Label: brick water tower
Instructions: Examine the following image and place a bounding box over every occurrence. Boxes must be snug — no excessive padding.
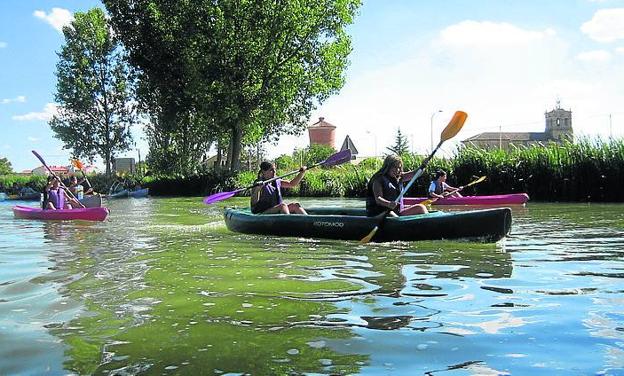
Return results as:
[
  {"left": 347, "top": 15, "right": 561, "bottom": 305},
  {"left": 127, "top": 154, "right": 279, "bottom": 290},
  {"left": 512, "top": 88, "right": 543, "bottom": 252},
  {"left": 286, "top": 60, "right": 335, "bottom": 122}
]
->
[{"left": 308, "top": 117, "right": 336, "bottom": 148}]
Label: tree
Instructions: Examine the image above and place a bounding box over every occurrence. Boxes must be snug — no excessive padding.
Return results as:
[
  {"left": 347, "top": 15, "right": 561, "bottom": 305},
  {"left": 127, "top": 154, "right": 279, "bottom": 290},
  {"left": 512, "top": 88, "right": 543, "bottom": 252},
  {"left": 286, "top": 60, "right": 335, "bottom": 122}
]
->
[
  {"left": 50, "top": 8, "right": 138, "bottom": 176},
  {"left": 0, "top": 157, "right": 12, "bottom": 175},
  {"left": 104, "top": 0, "right": 361, "bottom": 172},
  {"left": 386, "top": 128, "right": 409, "bottom": 156}
]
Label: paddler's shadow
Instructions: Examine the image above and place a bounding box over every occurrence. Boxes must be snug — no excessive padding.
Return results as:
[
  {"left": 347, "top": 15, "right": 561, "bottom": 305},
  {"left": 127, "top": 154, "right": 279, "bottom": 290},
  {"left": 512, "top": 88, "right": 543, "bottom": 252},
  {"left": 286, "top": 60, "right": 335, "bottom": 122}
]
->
[{"left": 363, "top": 242, "right": 513, "bottom": 298}]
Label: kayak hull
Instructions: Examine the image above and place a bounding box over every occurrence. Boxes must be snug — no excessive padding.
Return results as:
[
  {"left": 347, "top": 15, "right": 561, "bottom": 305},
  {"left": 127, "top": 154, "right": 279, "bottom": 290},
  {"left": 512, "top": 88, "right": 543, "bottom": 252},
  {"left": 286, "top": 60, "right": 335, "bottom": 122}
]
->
[
  {"left": 224, "top": 207, "right": 512, "bottom": 242},
  {"left": 13, "top": 205, "right": 109, "bottom": 221},
  {"left": 404, "top": 193, "right": 529, "bottom": 206}
]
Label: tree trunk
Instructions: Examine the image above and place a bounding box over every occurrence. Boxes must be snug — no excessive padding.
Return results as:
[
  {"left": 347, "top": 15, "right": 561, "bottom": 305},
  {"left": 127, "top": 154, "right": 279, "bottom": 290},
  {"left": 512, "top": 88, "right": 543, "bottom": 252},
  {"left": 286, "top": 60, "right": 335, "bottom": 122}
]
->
[
  {"left": 105, "top": 152, "right": 111, "bottom": 177},
  {"left": 215, "top": 140, "right": 222, "bottom": 170},
  {"left": 229, "top": 126, "right": 243, "bottom": 172}
]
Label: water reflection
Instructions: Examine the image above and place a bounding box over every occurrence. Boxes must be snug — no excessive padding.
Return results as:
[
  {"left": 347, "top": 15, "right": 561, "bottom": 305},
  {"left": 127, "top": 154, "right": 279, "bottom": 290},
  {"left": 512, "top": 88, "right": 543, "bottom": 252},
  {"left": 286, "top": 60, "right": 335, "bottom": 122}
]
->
[{"left": 1, "top": 199, "right": 623, "bottom": 375}]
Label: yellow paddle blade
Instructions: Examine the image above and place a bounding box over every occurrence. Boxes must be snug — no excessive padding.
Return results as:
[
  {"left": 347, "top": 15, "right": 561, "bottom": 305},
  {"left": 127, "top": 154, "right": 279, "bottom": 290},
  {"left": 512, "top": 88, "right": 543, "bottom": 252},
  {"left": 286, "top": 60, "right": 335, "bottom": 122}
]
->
[
  {"left": 359, "top": 226, "right": 379, "bottom": 244},
  {"left": 419, "top": 198, "right": 435, "bottom": 207},
  {"left": 440, "top": 111, "right": 468, "bottom": 142},
  {"left": 466, "top": 175, "right": 486, "bottom": 187}
]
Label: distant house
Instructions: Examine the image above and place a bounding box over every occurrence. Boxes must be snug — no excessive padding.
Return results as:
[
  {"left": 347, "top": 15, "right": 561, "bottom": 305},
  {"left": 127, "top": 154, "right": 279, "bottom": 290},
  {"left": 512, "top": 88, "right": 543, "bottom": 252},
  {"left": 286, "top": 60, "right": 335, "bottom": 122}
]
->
[
  {"left": 112, "top": 157, "right": 135, "bottom": 174},
  {"left": 340, "top": 135, "right": 358, "bottom": 159},
  {"left": 31, "top": 165, "right": 70, "bottom": 176},
  {"left": 462, "top": 101, "right": 574, "bottom": 150}
]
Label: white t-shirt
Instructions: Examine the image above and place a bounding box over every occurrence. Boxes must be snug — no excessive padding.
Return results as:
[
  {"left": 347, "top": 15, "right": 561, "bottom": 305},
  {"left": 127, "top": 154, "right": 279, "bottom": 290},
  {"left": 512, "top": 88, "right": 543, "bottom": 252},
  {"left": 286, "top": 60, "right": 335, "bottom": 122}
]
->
[{"left": 428, "top": 181, "right": 450, "bottom": 193}]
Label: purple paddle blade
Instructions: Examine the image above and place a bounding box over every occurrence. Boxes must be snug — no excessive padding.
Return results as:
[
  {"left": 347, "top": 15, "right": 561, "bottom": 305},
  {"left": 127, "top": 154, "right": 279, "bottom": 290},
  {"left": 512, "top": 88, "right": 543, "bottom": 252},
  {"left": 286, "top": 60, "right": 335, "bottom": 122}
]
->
[
  {"left": 203, "top": 190, "right": 239, "bottom": 205},
  {"left": 323, "top": 149, "right": 352, "bottom": 167}
]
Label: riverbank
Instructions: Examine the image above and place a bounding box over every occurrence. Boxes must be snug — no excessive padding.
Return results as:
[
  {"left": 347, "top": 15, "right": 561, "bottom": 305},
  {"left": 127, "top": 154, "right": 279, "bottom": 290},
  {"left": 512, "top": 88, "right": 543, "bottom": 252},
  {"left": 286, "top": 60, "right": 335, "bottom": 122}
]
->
[{"left": 2, "top": 139, "right": 623, "bottom": 202}]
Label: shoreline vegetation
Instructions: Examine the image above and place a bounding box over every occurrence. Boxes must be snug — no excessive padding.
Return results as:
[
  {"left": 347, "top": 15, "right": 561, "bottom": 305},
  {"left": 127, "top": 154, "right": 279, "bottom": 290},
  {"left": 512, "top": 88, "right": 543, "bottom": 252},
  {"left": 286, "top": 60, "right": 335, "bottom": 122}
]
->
[{"left": 2, "top": 139, "right": 623, "bottom": 203}]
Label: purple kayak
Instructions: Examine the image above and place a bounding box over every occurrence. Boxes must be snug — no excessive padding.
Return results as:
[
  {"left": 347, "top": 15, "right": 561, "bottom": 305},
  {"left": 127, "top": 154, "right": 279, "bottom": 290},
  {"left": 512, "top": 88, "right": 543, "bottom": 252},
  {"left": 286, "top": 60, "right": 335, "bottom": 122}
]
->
[
  {"left": 13, "top": 205, "right": 110, "bottom": 222},
  {"left": 404, "top": 193, "right": 529, "bottom": 206}
]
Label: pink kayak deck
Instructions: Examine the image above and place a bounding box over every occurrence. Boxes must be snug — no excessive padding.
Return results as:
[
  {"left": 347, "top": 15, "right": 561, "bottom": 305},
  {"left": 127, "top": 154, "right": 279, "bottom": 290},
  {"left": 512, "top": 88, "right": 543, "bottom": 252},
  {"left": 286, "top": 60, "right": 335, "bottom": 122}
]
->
[
  {"left": 403, "top": 193, "right": 529, "bottom": 206},
  {"left": 13, "top": 205, "right": 110, "bottom": 221}
]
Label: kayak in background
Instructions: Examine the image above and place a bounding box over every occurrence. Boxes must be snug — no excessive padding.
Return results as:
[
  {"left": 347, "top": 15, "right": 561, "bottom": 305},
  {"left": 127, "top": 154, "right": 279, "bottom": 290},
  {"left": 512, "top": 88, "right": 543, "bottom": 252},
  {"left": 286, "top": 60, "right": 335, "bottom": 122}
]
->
[
  {"left": 224, "top": 206, "right": 512, "bottom": 243},
  {"left": 129, "top": 188, "right": 149, "bottom": 198},
  {"left": 13, "top": 205, "right": 109, "bottom": 221},
  {"left": 107, "top": 188, "right": 149, "bottom": 199},
  {"left": 79, "top": 194, "right": 103, "bottom": 208},
  {"left": 403, "top": 193, "right": 529, "bottom": 206},
  {"left": 6, "top": 192, "right": 41, "bottom": 201}
]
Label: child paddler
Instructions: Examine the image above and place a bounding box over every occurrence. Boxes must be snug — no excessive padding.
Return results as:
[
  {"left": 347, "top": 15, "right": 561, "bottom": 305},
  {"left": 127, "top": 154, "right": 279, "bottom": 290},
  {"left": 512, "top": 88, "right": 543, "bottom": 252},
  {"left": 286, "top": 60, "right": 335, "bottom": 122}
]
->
[
  {"left": 250, "top": 161, "right": 308, "bottom": 215},
  {"left": 43, "top": 176, "right": 80, "bottom": 210},
  {"left": 366, "top": 155, "right": 428, "bottom": 217}
]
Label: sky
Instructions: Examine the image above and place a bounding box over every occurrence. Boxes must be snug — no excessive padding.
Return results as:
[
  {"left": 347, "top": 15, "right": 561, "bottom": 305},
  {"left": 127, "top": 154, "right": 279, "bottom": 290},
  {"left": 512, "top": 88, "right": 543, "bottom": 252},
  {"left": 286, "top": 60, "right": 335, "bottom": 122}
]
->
[{"left": 1, "top": 0, "right": 624, "bottom": 172}]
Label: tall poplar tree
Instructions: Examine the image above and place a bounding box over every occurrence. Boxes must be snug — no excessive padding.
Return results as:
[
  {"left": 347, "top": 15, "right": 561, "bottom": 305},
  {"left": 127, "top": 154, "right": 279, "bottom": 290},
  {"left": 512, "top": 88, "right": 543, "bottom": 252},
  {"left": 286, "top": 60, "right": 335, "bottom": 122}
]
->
[{"left": 50, "top": 8, "right": 137, "bottom": 176}]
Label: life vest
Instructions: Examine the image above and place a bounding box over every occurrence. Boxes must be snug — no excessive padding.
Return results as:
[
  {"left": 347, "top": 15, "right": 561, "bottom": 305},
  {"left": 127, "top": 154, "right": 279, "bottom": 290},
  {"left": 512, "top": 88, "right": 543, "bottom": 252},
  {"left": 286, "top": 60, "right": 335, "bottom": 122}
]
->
[
  {"left": 251, "top": 179, "right": 283, "bottom": 214},
  {"left": 46, "top": 188, "right": 65, "bottom": 210},
  {"left": 366, "top": 174, "right": 401, "bottom": 216},
  {"left": 431, "top": 180, "right": 444, "bottom": 195}
]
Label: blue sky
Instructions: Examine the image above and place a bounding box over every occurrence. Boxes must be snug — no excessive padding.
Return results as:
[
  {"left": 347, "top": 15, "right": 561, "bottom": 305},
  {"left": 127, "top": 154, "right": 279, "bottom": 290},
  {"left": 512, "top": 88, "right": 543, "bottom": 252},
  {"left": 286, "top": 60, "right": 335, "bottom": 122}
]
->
[{"left": 2, "top": 0, "right": 624, "bottom": 172}]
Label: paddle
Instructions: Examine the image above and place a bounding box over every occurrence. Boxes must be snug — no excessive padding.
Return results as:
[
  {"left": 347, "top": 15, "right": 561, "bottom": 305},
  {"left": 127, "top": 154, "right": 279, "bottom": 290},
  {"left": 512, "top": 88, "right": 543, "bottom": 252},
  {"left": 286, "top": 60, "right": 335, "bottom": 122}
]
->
[
  {"left": 419, "top": 175, "right": 486, "bottom": 207},
  {"left": 32, "top": 150, "right": 86, "bottom": 208},
  {"left": 360, "top": 111, "right": 468, "bottom": 244},
  {"left": 203, "top": 149, "right": 352, "bottom": 205}
]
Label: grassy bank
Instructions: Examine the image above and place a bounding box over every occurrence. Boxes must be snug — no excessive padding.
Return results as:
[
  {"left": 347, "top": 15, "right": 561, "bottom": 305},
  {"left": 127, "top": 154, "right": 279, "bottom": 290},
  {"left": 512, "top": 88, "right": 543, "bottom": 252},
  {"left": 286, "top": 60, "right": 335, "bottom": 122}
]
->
[{"left": 2, "top": 139, "right": 623, "bottom": 202}]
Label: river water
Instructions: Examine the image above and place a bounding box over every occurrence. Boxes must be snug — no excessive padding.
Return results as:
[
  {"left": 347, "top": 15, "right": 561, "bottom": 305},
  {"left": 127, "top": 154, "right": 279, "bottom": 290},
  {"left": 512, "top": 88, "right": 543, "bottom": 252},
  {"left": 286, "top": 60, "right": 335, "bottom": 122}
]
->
[{"left": 1, "top": 198, "right": 623, "bottom": 375}]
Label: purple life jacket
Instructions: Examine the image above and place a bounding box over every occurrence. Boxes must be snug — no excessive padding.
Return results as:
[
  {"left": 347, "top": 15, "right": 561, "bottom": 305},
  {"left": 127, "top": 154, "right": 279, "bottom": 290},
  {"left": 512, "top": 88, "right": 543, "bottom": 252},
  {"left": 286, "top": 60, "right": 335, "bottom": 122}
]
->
[
  {"left": 47, "top": 188, "right": 65, "bottom": 209},
  {"left": 251, "top": 179, "right": 283, "bottom": 214}
]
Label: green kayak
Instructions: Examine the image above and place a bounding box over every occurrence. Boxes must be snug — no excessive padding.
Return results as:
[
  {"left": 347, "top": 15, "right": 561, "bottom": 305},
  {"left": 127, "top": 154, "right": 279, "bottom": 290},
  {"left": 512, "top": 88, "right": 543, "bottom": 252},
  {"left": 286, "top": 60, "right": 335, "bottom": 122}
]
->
[{"left": 224, "top": 207, "right": 512, "bottom": 242}]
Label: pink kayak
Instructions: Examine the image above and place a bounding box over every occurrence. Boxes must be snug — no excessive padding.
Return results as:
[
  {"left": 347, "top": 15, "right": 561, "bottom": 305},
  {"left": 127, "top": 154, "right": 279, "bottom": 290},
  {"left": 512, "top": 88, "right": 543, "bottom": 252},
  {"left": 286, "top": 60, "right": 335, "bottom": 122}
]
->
[
  {"left": 13, "top": 205, "right": 110, "bottom": 222},
  {"left": 404, "top": 193, "right": 529, "bottom": 206}
]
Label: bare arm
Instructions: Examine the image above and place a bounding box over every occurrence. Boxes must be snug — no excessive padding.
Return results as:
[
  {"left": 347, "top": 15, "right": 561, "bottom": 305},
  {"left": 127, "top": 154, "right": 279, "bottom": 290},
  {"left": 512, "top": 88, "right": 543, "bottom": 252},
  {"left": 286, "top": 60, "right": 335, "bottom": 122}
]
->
[
  {"left": 281, "top": 167, "right": 306, "bottom": 189},
  {"left": 401, "top": 170, "right": 416, "bottom": 182}
]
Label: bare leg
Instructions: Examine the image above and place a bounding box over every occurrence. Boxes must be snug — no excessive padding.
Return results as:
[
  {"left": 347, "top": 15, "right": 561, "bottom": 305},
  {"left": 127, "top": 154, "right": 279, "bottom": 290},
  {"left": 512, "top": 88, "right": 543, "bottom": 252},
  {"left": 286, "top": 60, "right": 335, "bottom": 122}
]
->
[
  {"left": 400, "top": 204, "right": 428, "bottom": 215},
  {"left": 287, "top": 202, "right": 308, "bottom": 215},
  {"left": 262, "top": 203, "right": 290, "bottom": 214}
]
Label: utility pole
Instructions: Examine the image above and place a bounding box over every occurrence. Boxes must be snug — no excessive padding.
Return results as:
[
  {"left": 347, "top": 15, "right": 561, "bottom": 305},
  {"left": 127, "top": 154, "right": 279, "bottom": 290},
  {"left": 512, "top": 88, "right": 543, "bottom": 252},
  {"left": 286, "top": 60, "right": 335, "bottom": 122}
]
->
[
  {"left": 609, "top": 114, "right": 613, "bottom": 138},
  {"left": 430, "top": 110, "right": 443, "bottom": 152}
]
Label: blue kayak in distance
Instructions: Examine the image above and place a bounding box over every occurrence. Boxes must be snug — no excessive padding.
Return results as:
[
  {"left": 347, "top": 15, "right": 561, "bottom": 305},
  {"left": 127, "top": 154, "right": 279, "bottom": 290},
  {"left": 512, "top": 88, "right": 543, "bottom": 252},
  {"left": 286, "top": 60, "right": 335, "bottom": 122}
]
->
[
  {"left": 224, "top": 206, "right": 512, "bottom": 243},
  {"left": 107, "top": 188, "right": 149, "bottom": 199}
]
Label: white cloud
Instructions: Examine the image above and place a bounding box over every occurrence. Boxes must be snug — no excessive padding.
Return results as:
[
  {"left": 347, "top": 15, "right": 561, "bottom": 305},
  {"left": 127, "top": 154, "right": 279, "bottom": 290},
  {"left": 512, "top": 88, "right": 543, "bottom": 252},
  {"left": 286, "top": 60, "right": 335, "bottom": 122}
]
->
[
  {"left": 33, "top": 8, "right": 73, "bottom": 33},
  {"left": 438, "top": 20, "right": 556, "bottom": 48},
  {"left": 616, "top": 47, "right": 624, "bottom": 54},
  {"left": 0, "top": 41, "right": 6, "bottom": 48},
  {"left": 581, "top": 8, "right": 624, "bottom": 43},
  {"left": 1, "top": 95, "right": 26, "bottom": 104},
  {"left": 27, "top": 136, "right": 40, "bottom": 142},
  {"left": 576, "top": 50, "right": 612, "bottom": 62},
  {"left": 267, "top": 19, "right": 624, "bottom": 159},
  {"left": 12, "top": 103, "right": 57, "bottom": 121}
]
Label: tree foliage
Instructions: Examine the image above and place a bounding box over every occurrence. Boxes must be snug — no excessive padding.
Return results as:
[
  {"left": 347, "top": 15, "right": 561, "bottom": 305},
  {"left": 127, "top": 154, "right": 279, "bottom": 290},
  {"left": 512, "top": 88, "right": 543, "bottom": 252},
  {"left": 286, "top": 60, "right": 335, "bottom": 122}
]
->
[
  {"left": 50, "top": 8, "right": 138, "bottom": 176},
  {"left": 104, "top": 0, "right": 361, "bottom": 173},
  {"left": 386, "top": 128, "right": 410, "bottom": 156},
  {"left": 275, "top": 144, "right": 336, "bottom": 171},
  {"left": 0, "top": 157, "right": 13, "bottom": 175}
]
